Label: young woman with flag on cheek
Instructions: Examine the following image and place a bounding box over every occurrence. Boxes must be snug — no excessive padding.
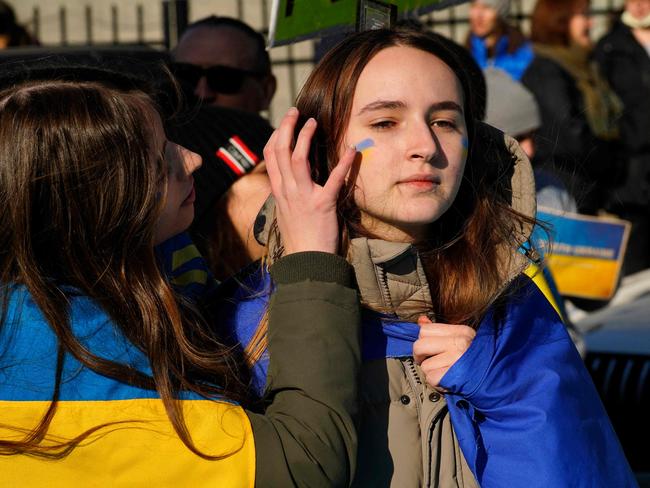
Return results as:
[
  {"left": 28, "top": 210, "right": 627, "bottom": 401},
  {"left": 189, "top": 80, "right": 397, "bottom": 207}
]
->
[
  {"left": 0, "top": 70, "right": 361, "bottom": 487},
  {"left": 223, "top": 29, "right": 636, "bottom": 487}
]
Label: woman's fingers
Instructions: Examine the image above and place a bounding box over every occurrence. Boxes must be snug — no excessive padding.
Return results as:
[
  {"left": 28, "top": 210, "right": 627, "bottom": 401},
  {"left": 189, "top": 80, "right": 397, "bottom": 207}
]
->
[
  {"left": 263, "top": 108, "right": 344, "bottom": 255},
  {"left": 420, "top": 358, "right": 453, "bottom": 390},
  {"left": 264, "top": 128, "right": 281, "bottom": 197},
  {"left": 412, "top": 319, "right": 476, "bottom": 388},
  {"left": 323, "top": 146, "right": 356, "bottom": 202},
  {"left": 292, "top": 117, "right": 318, "bottom": 189},
  {"left": 417, "top": 316, "right": 476, "bottom": 341},
  {"left": 272, "top": 107, "right": 300, "bottom": 193},
  {"left": 413, "top": 336, "right": 448, "bottom": 363}
]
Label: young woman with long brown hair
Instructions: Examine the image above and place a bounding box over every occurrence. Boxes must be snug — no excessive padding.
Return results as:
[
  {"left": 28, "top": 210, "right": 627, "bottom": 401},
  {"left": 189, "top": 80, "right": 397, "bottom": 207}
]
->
[
  {"left": 223, "top": 28, "right": 636, "bottom": 487},
  {"left": 0, "top": 68, "right": 361, "bottom": 486}
]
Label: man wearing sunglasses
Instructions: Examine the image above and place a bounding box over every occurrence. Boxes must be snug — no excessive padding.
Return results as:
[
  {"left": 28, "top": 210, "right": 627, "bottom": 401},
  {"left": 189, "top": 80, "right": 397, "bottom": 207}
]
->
[{"left": 172, "top": 16, "right": 276, "bottom": 114}]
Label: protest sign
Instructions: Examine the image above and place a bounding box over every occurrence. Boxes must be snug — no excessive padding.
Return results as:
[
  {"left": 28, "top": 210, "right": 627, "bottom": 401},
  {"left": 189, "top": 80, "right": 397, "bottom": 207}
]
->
[
  {"left": 268, "top": 0, "right": 468, "bottom": 46},
  {"left": 535, "top": 208, "right": 630, "bottom": 300}
]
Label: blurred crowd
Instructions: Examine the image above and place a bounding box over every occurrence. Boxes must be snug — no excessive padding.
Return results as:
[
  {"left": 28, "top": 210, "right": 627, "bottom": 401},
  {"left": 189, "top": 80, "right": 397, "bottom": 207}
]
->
[
  {"left": 1, "top": 0, "right": 648, "bottom": 285},
  {"left": 470, "top": 0, "right": 650, "bottom": 278}
]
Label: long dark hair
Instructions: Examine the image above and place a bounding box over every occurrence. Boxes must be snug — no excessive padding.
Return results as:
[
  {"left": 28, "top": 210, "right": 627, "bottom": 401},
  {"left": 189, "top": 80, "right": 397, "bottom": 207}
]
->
[
  {"left": 0, "top": 80, "right": 245, "bottom": 458},
  {"left": 294, "top": 28, "right": 535, "bottom": 326}
]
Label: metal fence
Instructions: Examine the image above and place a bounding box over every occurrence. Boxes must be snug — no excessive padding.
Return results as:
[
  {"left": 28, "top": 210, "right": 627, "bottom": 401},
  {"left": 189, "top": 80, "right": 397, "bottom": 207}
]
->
[{"left": 9, "top": 0, "right": 627, "bottom": 124}]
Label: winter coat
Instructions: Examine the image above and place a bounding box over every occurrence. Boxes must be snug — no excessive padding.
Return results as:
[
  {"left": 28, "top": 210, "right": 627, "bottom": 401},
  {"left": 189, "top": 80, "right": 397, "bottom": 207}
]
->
[
  {"left": 469, "top": 33, "right": 534, "bottom": 81},
  {"left": 595, "top": 20, "right": 650, "bottom": 207},
  {"left": 0, "top": 251, "right": 361, "bottom": 487},
  {"left": 522, "top": 46, "right": 623, "bottom": 213},
  {"left": 221, "top": 124, "right": 636, "bottom": 487}
]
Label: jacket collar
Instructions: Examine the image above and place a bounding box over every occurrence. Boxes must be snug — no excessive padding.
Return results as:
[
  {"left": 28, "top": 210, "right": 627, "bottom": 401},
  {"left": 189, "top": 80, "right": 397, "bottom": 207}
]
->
[{"left": 347, "top": 238, "right": 434, "bottom": 322}]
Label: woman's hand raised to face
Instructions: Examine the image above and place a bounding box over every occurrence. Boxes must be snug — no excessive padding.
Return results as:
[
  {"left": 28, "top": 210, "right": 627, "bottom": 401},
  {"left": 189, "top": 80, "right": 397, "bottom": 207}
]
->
[
  {"left": 264, "top": 107, "right": 355, "bottom": 255},
  {"left": 413, "top": 316, "right": 476, "bottom": 390}
]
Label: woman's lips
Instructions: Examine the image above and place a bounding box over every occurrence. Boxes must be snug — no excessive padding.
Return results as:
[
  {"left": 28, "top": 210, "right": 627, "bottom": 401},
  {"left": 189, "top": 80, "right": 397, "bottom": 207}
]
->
[
  {"left": 399, "top": 174, "right": 439, "bottom": 189},
  {"left": 402, "top": 180, "right": 436, "bottom": 189}
]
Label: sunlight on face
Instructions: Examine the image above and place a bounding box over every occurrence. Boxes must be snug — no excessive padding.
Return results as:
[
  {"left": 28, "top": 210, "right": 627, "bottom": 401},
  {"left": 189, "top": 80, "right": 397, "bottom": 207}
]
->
[{"left": 341, "top": 46, "right": 468, "bottom": 243}]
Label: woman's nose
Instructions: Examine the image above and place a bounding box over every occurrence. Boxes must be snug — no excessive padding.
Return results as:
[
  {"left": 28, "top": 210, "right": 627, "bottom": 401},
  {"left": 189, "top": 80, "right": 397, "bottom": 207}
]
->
[
  {"left": 407, "top": 121, "right": 437, "bottom": 162},
  {"left": 181, "top": 147, "right": 202, "bottom": 174},
  {"left": 194, "top": 76, "right": 215, "bottom": 101}
]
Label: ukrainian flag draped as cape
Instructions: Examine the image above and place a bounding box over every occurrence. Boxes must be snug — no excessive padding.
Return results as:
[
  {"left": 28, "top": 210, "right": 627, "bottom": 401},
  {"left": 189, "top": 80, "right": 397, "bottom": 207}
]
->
[{"left": 219, "top": 266, "right": 637, "bottom": 487}]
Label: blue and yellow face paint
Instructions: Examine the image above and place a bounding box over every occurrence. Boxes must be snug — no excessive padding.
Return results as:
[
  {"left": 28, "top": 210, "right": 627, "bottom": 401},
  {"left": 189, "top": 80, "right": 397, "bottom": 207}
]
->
[
  {"left": 354, "top": 138, "right": 375, "bottom": 161},
  {"left": 461, "top": 137, "right": 469, "bottom": 161}
]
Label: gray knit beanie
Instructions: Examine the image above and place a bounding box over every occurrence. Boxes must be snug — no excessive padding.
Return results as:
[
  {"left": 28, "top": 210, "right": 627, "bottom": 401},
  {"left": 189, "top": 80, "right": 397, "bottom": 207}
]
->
[
  {"left": 476, "top": 0, "right": 511, "bottom": 18},
  {"left": 484, "top": 67, "right": 540, "bottom": 138}
]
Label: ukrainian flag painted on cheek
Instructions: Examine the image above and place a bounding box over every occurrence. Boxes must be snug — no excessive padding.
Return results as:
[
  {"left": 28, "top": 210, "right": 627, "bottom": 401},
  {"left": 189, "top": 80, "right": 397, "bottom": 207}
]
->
[{"left": 0, "top": 286, "right": 255, "bottom": 487}]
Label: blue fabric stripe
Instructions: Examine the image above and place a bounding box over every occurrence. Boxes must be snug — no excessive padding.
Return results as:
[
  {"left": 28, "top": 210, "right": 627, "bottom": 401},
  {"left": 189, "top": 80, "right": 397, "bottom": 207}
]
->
[{"left": 0, "top": 286, "right": 206, "bottom": 402}]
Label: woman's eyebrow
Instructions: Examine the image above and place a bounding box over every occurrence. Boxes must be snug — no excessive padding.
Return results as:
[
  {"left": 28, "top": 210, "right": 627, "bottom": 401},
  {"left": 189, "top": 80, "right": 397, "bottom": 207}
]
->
[
  {"left": 356, "top": 100, "right": 406, "bottom": 115},
  {"left": 357, "top": 100, "right": 463, "bottom": 116},
  {"left": 428, "top": 101, "right": 463, "bottom": 113}
]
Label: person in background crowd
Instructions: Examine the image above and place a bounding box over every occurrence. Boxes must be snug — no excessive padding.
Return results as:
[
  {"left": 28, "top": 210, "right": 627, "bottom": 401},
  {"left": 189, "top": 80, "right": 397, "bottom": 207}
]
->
[
  {"left": 522, "top": 0, "right": 623, "bottom": 215},
  {"left": 221, "top": 28, "right": 635, "bottom": 487},
  {"left": 166, "top": 16, "right": 276, "bottom": 274},
  {"left": 484, "top": 67, "right": 578, "bottom": 213},
  {"left": 165, "top": 100, "right": 273, "bottom": 270},
  {"left": 0, "top": 66, "right": 361, "bottom": 486},
  {"left": 171, "top": 16, "right": 276, "bottom": 114},
  {"left": 594, "top": 0, "right": 650, "bottom": 274},
  {"left": 0, "top": 1, "right": 38, "bottom": 48},
  {"left": 466, "top": 0, "right": 534, "bottom": 80}
]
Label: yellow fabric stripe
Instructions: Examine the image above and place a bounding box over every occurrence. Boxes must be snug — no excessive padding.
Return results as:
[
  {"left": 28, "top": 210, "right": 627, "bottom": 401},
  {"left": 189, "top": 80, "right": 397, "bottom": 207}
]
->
[
  {"left": 524, "top": 263, "right": 562, "bottom": 319},
  {"left": 0, "top": 399, "right": 255, "bottom": 487},
  {"left": 172, "top": 269, "right": 208, "bottom": 287},
  {"left": 171, "top": 244, "right": 202, "bottom": 271}
]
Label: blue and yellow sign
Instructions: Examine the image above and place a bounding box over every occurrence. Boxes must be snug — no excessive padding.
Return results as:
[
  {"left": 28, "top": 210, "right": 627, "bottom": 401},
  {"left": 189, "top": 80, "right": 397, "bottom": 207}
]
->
[{"left": 535, "top": 208, "right": 631, "bottom": 300}]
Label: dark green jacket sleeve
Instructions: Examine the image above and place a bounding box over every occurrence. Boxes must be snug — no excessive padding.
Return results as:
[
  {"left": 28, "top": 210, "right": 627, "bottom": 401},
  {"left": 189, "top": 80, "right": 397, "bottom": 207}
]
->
[{"left": 245, "top": 251, "right": 361, "bottom": 488}]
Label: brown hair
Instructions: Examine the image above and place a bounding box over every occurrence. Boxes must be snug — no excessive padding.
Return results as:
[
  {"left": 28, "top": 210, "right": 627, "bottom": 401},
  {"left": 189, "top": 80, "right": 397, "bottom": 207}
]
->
[
  {"left": 530, "top": 0, "right": 589, "bottom": 46},
  {"left": 244, "top": 29, "right": 537, "bottom": 366},
  {"left": 291, "top": 29, "right": 534, "bottom": 326},
  {"left": 0, "top": 80, "right": 245, "bottom": 458}
]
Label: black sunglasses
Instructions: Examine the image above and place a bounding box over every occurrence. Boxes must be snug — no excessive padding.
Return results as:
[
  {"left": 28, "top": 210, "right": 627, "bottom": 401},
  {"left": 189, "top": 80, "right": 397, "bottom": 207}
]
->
[{"left": 170, "top": 62, "right": 265, "bottom": 94}]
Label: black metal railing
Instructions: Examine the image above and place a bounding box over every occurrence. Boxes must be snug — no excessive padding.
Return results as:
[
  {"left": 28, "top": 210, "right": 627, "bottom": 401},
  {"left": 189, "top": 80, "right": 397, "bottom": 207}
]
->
[{"left": 16, "top": 0, "right": 626, "bottom": 122}]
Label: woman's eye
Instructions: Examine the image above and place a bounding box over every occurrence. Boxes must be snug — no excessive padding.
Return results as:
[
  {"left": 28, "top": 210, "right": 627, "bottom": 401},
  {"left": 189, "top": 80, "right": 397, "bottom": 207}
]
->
[
  {"left": 370, "top": 120, "right": 395, "bottom": 130},
  {"left": 431, "top": 119, "right": 456, "bottom": 130}
]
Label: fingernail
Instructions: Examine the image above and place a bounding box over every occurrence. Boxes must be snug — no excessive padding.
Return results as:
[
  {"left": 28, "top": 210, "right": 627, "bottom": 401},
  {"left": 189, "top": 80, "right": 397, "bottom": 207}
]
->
[
  {"left": 287, "top": 107, "right": 298, "bottom": 116},
  {"left": 305, "top": 117, "right": 316, "bottom": 126}
]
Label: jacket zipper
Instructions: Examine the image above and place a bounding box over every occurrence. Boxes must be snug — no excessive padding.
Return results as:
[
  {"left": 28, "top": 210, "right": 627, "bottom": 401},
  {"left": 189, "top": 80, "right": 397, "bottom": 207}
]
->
[{"left": 402, "top": 357, "right": 422, "bottom": 419}]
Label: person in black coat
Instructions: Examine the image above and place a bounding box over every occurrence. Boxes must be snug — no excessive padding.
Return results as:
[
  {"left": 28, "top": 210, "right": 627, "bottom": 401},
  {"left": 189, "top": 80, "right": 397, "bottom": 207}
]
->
[
  {"left": 594, "top": 0, "right": 650, "bottom": 273},
  {"left": 522, "top": 0, "right": 623, "bottom": 216}
]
